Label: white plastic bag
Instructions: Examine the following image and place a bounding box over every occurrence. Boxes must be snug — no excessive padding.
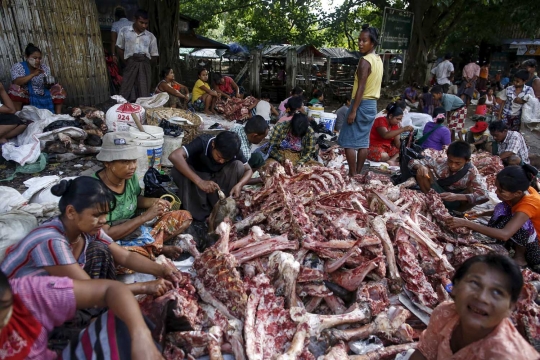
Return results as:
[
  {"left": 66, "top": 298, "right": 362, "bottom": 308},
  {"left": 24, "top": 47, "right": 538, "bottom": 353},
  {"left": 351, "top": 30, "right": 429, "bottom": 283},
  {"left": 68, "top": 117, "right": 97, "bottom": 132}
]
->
[
  {"left": 106, "top": 95, "right": 146, "bottom": 132},
  {"left": 0, "top": 210, "right": 37, "bottom": 261},
  {"left": 0, "top": 187, "right": 28, "bottom": 214},
  {"left": 522, "top": 95, "right": 540, "bottom": 131},
  {"left": 136, "top": 93, "right": 170, "bottom": 109}
]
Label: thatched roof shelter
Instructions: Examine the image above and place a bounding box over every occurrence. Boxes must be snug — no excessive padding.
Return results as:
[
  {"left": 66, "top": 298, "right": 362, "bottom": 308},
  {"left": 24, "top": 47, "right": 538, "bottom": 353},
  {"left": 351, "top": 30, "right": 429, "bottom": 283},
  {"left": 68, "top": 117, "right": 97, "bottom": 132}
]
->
[{"left": 0, "top": 0, "right": 109, "bottom": 106}]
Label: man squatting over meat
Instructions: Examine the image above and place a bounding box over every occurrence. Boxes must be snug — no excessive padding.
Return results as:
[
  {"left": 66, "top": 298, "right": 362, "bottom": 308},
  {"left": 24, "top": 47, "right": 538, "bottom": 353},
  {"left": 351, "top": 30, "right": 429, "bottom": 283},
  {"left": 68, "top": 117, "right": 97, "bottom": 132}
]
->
[
  {"left": 410, "top": 140, "right": 488, "bottom": 212},
  {"left": 169, "top": 131, "right": 253, "bottom": 221}
]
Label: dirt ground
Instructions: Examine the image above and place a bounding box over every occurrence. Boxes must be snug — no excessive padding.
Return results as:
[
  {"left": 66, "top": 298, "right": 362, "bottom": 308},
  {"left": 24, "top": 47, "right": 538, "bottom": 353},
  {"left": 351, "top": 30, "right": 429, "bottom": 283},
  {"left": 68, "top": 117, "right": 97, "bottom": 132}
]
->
[{"left": 1, "top": 97, "right": 538, "bottom": 189}]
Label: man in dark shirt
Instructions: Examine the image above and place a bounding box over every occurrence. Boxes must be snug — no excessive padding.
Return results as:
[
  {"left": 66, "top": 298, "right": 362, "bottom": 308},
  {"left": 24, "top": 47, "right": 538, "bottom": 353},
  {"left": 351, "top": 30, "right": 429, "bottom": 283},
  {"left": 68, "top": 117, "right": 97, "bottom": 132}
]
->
[{"left": 168, "top": 132, "right": 253, "bottom": 221}]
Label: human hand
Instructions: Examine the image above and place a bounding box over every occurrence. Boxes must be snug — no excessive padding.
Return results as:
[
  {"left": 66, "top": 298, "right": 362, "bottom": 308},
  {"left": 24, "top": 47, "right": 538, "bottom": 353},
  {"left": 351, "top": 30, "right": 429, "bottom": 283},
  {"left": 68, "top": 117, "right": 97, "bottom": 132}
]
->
[
  {"left": 30, "top": 67, "right": 43, "bottom": 77},
  {"left": 131, "top": 330, "right": 164, "bottom": 360},
  {"left": 514, "top": 97, "right": 525, "bottom": 104},
  {"left": 346, "top": 111, "right": 355, "bottom": 125},
  {"left": 236, "top": 92, "right": 242, "bottom": 98},
  {"left": 416, "top": 165, "right": 430, "bottom": 178},
  {"left": 112, "top": 55, "right": 118, "bottom": 64},
  {"left": 403, "top": 125, "right": 414, "bottom": 132},
  {"left": 161, "top": 264, "right": 183, "bottom": 286},
  {"left": 143, "top": 201, "right": 166, "bottom": 222},
  {"left": 230, "top": 184, "right": 242, "bottom": 198},
  {"left": 143, "top": 278, "right": 173, "bottom": 297},
  {"left": 197, "top": 179, "right": 220, "bottom": 193},
  {"left": 445, "top": 217, "right": 469, "bottom": 229},
  {"left": 439, "top": 192, "right": 460, "bottom": 202}
]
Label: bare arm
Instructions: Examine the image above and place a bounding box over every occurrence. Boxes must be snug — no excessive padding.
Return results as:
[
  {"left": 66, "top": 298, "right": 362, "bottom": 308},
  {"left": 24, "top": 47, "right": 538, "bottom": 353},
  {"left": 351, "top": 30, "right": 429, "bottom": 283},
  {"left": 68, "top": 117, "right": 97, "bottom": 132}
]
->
[
  {"left": 346, "top": 58, "right": 371, "bottom": 124},
  {"left": 158, "top": 82, "right": 188, "bottom": 100},
  {"left": 447, "top": 212, "right": 530, "bottom": 241},
  {"left": 13, "top": 67, "right": 42, "bottom": 86},
  {"left": 212, "top": 84, "right": 229, "bottom": 99},
  {"left": 270, "top": 104, "right": 280, "bottom": 116},
  {"left": 230, "top": 78, "right": 240, "bottom": 96},
  {"left": 0, "top": 84, "right": 16, "bottom": 114},
  {"left": 231, "top": 164, "right": 253, "bottom": 197},
  {"left": 376, "top": 126, "right": 411, "bottom": 140},
  {"left": 169, "top": 147, "right": 219, "bottom": 193},
  {"left": 533, "top": 78, "right": 540, "bottom": 99},
  {"left": 73, "top": 279, "right": 163, "bottom": 360}
]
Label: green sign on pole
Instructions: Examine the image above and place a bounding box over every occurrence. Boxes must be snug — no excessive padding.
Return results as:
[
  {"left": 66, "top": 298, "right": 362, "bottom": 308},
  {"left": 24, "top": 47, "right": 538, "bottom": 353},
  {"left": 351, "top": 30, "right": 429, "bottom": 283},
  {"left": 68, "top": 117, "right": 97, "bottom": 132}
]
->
[{"left": 381, "top": 7, "right": 414, "bottom": 50}]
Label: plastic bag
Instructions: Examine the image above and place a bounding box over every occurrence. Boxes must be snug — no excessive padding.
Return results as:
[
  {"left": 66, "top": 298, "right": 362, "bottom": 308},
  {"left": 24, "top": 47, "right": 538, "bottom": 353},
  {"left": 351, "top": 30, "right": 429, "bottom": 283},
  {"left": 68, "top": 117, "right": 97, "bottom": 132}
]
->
[
  {"left": 0, "top": 187, "right": 28, "bottom": 214},
  {"left": 522, "top": 95, "right": 540, "bottom": 129},
  {"left": 159, "top": 119, "right": 184, "bottom": 137},
  {"left": 106, "top": 95, "right": 146, "bottom": 132},
  {"left": 349, "top": 335, "right": 384, "bottom": 355},
  {"left": 136, "top": 93, "right": 170, "bottom": 109},
  {"left": 0, "top": 210, "right": 38, "bottom": 261},
  {"left": 143, "top": 167, "right": 172, "bottom": 198},
  {"left": 0, "top": 153, "right": 47, "bottom": 182}
]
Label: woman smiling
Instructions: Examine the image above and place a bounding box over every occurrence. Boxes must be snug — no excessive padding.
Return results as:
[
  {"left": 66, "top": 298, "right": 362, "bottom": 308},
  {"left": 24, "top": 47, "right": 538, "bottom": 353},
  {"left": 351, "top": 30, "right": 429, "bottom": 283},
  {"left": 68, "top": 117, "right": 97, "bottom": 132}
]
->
[{"left": 410, "top": 254, "right": 539, "bottom": 360}]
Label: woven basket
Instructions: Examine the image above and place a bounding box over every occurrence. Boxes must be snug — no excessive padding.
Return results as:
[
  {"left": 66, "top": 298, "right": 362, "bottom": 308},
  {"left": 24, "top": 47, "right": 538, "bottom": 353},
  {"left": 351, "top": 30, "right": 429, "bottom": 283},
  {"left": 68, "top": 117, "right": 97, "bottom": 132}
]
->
[{"left": 146, "top": 107, "right": 202, "bottom": 144}]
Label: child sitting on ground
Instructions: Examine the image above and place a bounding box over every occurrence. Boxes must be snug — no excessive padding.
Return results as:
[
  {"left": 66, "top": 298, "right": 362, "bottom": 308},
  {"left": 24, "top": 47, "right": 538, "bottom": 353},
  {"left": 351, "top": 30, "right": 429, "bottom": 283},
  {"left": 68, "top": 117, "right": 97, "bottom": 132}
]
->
[
  {"left": 230, "top": 115, "right": 270, "bottom": 171},
  {"left": 410, "top": 140, "right": 488, "bottom": 211},
  {"left": 192, "top": 68, "right": 218, "bottom": 115},
  {"left": 464, "top": 120, "right": 490, "bottom": 152},
  {"left": 278, "top": 96, "right": 304, "bottom": 123},
  {"left": 255, "top": 92, "right": 279, "bottom": 123},
  {"left": 309, "top": 89, "right": 324, "bottom": 105},
  {"left": 475, "top": 96, "right": 487, "bottom": 116}
]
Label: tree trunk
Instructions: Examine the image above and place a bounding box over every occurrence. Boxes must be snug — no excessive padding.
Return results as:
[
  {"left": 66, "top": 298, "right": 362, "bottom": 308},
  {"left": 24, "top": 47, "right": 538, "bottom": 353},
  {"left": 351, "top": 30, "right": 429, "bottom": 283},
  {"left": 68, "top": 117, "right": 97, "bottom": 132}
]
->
[{"left": 138, "top": 0, "right": 181, "bottom": 86}]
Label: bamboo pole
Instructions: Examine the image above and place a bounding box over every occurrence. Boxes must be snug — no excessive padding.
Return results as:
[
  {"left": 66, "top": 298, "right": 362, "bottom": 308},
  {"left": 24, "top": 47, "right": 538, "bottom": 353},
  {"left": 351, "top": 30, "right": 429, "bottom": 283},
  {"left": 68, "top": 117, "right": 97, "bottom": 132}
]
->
[{"left": 0, "top": 0, "right": 109, "bottom": 106}]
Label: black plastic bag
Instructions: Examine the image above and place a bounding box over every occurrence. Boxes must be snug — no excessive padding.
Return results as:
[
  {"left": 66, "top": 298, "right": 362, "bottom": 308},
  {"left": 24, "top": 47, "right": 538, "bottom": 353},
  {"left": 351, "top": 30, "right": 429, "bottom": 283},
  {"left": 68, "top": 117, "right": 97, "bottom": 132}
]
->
[
  {"left": 392, "top": 130, "right": 424, "bottom": 185},
  {"left": 159, "top": 119, "right": 184, "bottom": 137},
  {"left": 143, "top": 151, "right": 172, "bottom": 198}
]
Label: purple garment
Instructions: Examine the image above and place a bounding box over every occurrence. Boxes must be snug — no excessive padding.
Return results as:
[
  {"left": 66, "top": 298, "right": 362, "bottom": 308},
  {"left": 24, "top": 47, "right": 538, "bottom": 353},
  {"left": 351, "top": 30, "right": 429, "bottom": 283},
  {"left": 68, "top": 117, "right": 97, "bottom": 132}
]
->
[{"left": 421, "top": 122, "right": 452, "bottom": 151}]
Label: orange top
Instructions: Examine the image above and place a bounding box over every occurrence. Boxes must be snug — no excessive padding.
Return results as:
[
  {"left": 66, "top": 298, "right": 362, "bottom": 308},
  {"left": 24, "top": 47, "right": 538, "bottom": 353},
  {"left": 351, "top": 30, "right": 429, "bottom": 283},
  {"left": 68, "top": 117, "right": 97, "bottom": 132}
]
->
[
  {"left": 479, "top": 66, "right": 489, "bottom": 79},
  {"left": 513, "top": 187, "right": 540, "bottom": 236}
]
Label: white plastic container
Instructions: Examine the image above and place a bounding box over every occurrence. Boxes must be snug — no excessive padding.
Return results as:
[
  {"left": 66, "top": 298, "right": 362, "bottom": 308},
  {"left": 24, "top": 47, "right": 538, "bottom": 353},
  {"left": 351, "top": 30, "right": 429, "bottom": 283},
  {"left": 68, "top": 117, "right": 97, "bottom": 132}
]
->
[
  {"left": 129, "top": 125, "right": 164, "bottom": 188},
  {"left": 161, "top": 133, "right": 184, "bottom": 167},
  {"left": 106, "top": 96, "right": 146, "bottom": 132},
  {"left": 320, "top": 112, "right": 337, "bottom": 132},
  {"left": 307, "top": 105, "right": 324, "bottom": 123}
]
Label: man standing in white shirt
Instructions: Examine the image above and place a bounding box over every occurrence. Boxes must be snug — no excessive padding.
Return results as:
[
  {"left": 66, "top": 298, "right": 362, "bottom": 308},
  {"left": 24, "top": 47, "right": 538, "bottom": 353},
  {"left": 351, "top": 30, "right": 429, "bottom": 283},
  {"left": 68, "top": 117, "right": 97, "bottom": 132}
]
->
[
  {"left": 110, "top": 7, "right": 133, "bottom": 65},
  {"left": 431, "top": 53, "right": 455, "bottom": 93},
  {"left": 116, "top": 9, "right": 159, "bottom": 102}
]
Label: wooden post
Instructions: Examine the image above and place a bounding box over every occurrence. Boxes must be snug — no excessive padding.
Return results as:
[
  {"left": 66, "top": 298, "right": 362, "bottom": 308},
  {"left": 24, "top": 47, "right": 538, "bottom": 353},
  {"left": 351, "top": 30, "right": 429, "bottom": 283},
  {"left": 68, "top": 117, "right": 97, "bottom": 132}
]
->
[
  {"left": 249, "top": 49, "right": 261, "bottom": 98},
  {"left": 286, "top": 48, "right": 297, "bottom": 94},
  {"left": 326, "top": 57, "right": 331, "bottom": 82}
]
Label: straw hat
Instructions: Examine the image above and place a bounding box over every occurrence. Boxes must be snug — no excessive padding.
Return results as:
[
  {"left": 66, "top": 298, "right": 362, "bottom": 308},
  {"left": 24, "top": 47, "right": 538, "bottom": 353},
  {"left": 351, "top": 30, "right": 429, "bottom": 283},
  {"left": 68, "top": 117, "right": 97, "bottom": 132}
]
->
[{"left": 96, "top": 132, "right": 139, "bottom": 162}]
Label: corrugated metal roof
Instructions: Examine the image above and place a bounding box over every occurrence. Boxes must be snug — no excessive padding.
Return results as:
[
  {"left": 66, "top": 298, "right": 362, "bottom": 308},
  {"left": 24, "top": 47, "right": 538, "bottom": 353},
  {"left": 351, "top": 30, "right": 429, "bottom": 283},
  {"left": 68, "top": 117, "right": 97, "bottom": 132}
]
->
[
  {"left": 319, "top": 48, "right": 358, "bottom": 59},
  {"left": 261, "top": 44, "right": 324, "bottom": 58}
]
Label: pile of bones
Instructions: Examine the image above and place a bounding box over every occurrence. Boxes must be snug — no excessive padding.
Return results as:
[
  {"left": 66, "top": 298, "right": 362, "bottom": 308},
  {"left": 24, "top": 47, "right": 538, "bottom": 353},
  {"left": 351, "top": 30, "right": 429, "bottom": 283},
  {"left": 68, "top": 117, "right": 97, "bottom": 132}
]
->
[{"left": 139, "top": 154, "right": 540, "bottom": 360}]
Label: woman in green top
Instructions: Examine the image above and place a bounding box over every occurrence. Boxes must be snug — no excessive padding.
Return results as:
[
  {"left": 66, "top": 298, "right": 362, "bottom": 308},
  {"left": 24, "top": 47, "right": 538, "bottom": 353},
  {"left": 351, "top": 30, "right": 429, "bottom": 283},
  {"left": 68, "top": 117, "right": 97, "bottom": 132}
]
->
[
  {"left": 94, "top": 132, "right": 192, "bottom": 266},
  {"left": 309, "top": 89, "right": 324, "bottom": 105}
]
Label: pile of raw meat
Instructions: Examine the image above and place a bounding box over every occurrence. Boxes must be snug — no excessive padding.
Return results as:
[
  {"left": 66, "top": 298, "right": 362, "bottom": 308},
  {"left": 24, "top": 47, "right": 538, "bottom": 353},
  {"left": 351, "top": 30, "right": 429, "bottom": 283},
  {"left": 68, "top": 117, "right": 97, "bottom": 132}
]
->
[{"left": 140, "top": 160, "right": 539, "bottom": 359}]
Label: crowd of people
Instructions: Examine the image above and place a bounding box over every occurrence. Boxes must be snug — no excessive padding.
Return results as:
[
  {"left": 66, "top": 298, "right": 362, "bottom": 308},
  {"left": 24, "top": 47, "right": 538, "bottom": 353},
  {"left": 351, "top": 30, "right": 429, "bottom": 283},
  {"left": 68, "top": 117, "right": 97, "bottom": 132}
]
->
[{"left": 2, "top": 9, "right": 540, "bottom": 358}]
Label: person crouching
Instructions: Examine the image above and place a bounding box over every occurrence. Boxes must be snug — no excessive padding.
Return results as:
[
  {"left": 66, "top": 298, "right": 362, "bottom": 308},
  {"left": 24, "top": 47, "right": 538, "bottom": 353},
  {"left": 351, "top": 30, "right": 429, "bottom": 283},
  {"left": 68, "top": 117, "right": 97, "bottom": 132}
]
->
[
  {"left": 169, "top": 131, "right": 253, "bottom": 221},
  {"left": 410, "top": 140, "right": 488, "bottom": 211}
]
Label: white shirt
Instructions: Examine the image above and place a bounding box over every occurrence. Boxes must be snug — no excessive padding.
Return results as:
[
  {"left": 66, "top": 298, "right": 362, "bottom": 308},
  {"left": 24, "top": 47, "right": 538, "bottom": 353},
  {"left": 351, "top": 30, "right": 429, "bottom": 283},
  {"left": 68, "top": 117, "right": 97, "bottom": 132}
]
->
[
  {"left": 431, "top": 60, "right": 454, "bottom": 85},
  {"left": 116, "top": 25, "right": 159, "bottom": 60},
  {"left": 255, "top": 100, "right": 272, "bottom": 121},
  {"left": 111, "top": 18, "right": 133, "bottom": 33}
]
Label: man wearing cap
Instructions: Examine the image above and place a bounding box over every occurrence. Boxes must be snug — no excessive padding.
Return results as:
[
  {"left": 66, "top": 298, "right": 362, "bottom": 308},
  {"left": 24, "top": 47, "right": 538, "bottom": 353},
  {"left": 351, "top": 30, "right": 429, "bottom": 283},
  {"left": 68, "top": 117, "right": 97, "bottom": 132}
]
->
[
  {"left": 168, "top": 131, "right": 253, "bottom": 221},
  {"left": 489, "top": 121, "right": 530, "bottom": 165},
  {"left": 464, "top": 121, "right": 490, "bottom": 152},
  {"left": 431, "top": 53, "right": 454, "bottom": 93}
]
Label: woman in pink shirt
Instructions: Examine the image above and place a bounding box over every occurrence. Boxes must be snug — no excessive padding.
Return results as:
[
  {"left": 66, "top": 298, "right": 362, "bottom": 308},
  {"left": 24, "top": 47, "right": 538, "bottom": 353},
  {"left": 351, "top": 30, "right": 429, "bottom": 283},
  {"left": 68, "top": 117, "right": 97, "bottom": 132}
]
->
[
  {"left": 410, "top": 254, "right": 539, "bottom": 360},
  {"left": 0, "top": 272, "right": 161, "bottom": 359}
]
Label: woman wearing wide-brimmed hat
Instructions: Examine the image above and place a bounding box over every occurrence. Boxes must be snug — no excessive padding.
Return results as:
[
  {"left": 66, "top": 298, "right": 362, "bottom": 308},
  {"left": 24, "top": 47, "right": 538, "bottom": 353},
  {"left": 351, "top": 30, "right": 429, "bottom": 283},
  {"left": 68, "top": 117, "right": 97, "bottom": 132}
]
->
[{"left": 93, "top": 132, "right": 192, "bottom": 275}]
